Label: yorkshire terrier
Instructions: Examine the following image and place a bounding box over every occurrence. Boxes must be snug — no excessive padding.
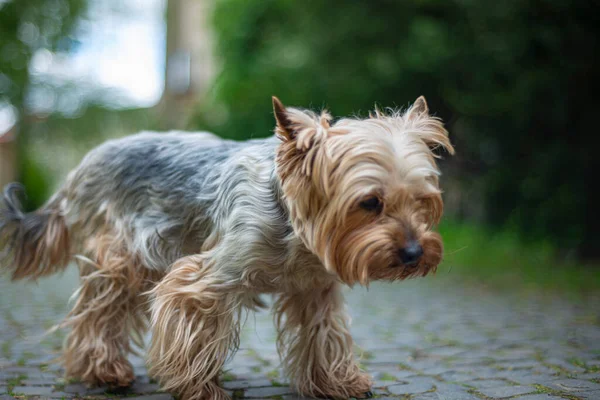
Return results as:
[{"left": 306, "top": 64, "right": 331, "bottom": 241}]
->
[{"left": 0, "top": 96, "right": 454, "bottom": 399}]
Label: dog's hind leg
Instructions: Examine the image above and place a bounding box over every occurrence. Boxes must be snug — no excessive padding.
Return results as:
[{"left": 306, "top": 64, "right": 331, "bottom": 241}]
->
[
  {"left": 61, "top": 231, "right": 160, "bottom": 387},
  {"left": 148, "top": 254, "right": 240, "bottom": 400}
]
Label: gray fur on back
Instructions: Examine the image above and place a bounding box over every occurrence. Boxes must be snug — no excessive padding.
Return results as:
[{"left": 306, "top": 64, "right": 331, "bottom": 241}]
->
[{"left": 61, "top": 131, "right": 296, "bottom": 276}]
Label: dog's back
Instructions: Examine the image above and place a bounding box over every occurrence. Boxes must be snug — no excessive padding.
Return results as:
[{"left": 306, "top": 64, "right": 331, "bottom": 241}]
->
[{"left": 0, "top": 130, "right": 280, "bottom": 278}]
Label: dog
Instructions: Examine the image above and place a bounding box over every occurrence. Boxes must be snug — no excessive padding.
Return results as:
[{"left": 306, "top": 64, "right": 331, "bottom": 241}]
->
[{"left": 0, "top": 96, "right": 454, "bottom": 399}]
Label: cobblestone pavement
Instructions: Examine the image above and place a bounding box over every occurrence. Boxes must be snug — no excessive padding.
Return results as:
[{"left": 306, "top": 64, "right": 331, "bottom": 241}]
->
[{"left": 1, "top": 267, "right": 599, "bottom": 399}]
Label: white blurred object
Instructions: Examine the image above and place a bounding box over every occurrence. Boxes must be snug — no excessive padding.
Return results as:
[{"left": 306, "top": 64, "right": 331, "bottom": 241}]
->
[
  {"left": 0, "top": 103, "right": 17, "bottom": 190},
  {"left": 0, "top": 103, "right": 17, "bottom": 136},
  {"left": 27, "top": 0, "right": 167, "bottom": 115}
]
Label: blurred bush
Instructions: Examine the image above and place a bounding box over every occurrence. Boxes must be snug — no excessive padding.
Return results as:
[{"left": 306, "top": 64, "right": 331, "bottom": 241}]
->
[
  {"left": 1, "top": 0, "right": 87, "bottom": 113},
  {"left": 193, "top": 0, "right": 599, "bottom": 260},
  {"left": 21, "top": 106, "right": 156, "bottom": 208},
  {"left": 1, "top": 0, "right": 159, "bottom": 209},
  {"left": 1, "top": 0, "right": 87, "bottom": 208}
]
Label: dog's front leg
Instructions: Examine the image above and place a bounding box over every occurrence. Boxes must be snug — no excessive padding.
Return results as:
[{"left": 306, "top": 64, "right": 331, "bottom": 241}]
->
[
  {"left": 148, "top": 255, "right": 239, "bottom": 400},
  {"left": 275, "top": 282, "right": 372, "bottom": 399}
]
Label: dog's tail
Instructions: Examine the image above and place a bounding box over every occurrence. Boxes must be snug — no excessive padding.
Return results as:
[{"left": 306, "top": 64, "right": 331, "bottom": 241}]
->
[{"left": 0, "top": 183, "right": 71, "bottom": 281}]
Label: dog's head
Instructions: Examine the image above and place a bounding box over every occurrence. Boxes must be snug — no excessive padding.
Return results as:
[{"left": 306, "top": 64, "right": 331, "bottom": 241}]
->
[{"left": 273, "top": 96, "right": 454, "bottom": 286}]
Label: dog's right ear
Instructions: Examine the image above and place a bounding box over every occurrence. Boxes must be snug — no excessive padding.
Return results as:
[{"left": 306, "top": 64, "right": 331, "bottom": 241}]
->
[
  {"left": 273, "top": 96, "right": 294, "bottom": 141},
  {"left": 272, "top": 96, "right": 332, "bottom": 152}
]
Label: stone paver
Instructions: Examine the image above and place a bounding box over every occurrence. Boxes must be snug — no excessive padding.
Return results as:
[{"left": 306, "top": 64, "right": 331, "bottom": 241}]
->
[
  {"left": 578, "top": 392, "right": 600, "bottom": 400},
  {"left": 434, "top": 382, "right": 480, "bottom": 400},
  {"left": 63, "top": 383, "right": 107, "bottom": 395},
  {"left": 477, "top": 384, "right": 536, "bottom": 398},
  {"left": 466, "top": 379, "right": 512, "bottom": 389},
  {"left": 244, "top": 386, "right": 295, "bottom": 397},
  {"left": 128, "top": 395, "right": 175, "bottom": 400},
  {"left": 281, "top": 395, "right": 312, "bottom": 400},
  {"left": 388, "top": 377, "right": 436, "bottom": 395},
  {"left": 223, "top": 378, "right": 274, "bottom": 389},
  {"left": 545, "top": 378, "right": 600, "bottom": 392},
  {"left": 1, "top": 267, "right": 599, "bottom": 399},
  {"left": 12, "top": 385, "right": 59, "bottom": 395}
]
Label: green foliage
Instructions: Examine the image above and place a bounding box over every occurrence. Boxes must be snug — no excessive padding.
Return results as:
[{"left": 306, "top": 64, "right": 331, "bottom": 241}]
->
[
  {"left": 194, "top": 0, "right": 600, "bottom": 259},
  {"left": 439, "top": 219, "right": 600, "bottom": 293},
  {"left": 1, "top": 0, "right": 89, "bottom": 208},
  {"left": 0, "top": 0, "right": 87, "bottom": 111},
  {"left": 19, "top": 152, "right": 52, "bottom": 210}
]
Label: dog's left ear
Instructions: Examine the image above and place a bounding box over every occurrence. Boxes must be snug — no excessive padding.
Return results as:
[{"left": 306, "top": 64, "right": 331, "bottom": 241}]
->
[
  {"left": 406, "top": 96, "right": 429, "bottom": 121},
  {"left": 407, "top": 96, "right": 455, "bottom": 156}
]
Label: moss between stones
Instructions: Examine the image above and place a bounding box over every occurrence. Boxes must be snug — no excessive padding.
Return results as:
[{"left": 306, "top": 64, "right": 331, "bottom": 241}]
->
[
  {"left": 265, "top": 369, "right": 279, "bottom": 380},
  {"left": 532, "top": 384, "right": 580, "bottom": 400},
  {"left": 1, "top": 341, "right": 11, "bottom": 358},
  {"left": 6, "top": 373, "right": 28, "bottom": 395},
  {"left": 378, "top": 372, "right": 397, "bottom": 381}
]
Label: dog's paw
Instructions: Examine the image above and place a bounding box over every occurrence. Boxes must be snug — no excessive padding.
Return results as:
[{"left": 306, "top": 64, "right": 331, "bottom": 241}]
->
[
  {"left": 325, "top": 373, "right": 373, "bottom": 399},
  {"left": 92, "top": 358, "right": 135, "bottom": 388}
]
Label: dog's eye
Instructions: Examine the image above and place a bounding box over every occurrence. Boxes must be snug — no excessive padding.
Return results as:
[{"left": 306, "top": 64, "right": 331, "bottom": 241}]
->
[{"left": 359, "top": 196, "right": 383, "bottom": 212}]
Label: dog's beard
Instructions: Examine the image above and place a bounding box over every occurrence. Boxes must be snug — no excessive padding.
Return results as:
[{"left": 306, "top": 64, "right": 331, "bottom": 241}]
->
[
  {"left": 365, "top": 230, "right": 443, "bottom": 282},
  {"left": 316, "top": 218, "right": 443, "bottom": 285}
]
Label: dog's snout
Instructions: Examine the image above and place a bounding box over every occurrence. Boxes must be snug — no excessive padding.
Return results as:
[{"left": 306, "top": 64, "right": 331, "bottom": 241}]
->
[{"left": 398, "top": 241, "right": 423, "bottom": 267}]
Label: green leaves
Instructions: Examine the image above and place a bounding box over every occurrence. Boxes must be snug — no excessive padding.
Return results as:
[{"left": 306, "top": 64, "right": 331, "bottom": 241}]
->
[{"left": 195, "top": 0, "right": 599, "bottom": 259}]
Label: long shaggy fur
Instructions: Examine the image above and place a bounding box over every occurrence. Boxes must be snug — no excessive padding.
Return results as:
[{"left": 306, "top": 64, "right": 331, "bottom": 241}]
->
[
  {"left": 148, "top": 255, "right": 241, "bottom": 400},
  {"left": 61, "top": 227, "right": 162, "bottom": 386},
  {"left": 0, "top": 97, "right": 453, "bottom": 400},
  {"left": 275, "top": 283, "right": 371, "bottom": 398}
]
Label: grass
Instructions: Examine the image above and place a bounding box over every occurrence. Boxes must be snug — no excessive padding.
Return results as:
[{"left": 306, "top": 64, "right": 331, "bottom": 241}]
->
[{"left": 438, "top": 220, "right": 600, "bottom": 293}]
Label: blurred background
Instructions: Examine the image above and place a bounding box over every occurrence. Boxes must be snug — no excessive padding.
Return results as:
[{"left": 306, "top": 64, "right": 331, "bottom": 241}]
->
[{"left": 1, "top": 0, "right": 598, "bottom": 292}]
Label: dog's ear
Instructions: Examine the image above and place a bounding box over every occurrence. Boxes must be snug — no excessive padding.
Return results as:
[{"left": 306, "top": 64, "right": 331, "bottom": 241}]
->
[
  {"left": 272, "top": 96, "right": 331, "bottom": 151},
  {"left": 273, "top": 96, "right": 294, "bottom": 141},
  {"left": 406, "top": 96, "right": 429, "bottom": 121},
  {"left": 405, "top": 96, "right": 455, "bottom": 156}
]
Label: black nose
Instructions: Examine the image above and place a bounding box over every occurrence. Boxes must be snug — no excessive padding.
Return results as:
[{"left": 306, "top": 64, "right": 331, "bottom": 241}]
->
[{"left": 398, "top": 241, "right": 423, "bottom": 267}]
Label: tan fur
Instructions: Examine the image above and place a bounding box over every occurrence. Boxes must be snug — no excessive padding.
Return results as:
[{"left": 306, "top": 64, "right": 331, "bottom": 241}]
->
[
  {"left": 275, "top": 98, "right": 453, "bottom": 286},
  {"left": 147, "top": 255, "right": 240, "bottom": 400},
  {"left": 9, "top": 211, "right": 70, "bottom": 281},
  {"left": 275, "top": 283, "right": 372, "bottom": 398}
]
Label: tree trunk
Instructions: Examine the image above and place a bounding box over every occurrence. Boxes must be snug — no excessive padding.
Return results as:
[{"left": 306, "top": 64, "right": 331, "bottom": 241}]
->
[
  {"left": 0, "top": 129, "right": 17, "bottom": 189},
  {"left": 156, "top": 0, "right": 216, "bottom": 129}
]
